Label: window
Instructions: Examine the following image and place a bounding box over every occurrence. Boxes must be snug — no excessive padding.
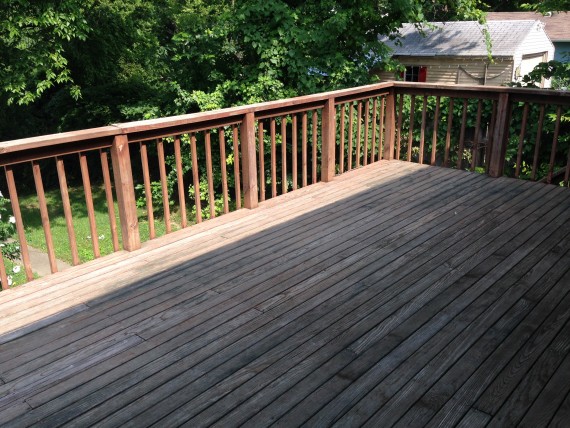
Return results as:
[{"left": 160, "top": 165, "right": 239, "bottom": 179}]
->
[{"left": 403, "top": 66, "right": 427, "bottom": 82}]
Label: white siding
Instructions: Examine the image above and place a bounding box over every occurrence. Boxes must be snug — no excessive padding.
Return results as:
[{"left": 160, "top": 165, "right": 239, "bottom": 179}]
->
[{"left": 513, "top": 21, "right": 554, "bottom": 87}]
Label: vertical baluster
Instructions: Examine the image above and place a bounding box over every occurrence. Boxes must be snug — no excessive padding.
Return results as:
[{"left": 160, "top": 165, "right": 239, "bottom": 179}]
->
[
  {"left": 407, "top": 96, "right": 416, "bottom": 162},
  {"left": 486, "top": 100, "right": 498, "bottom": 173},
  {"left": 339, "top": 104, "right": 345, "bottom": 173},
  {"left": 140, "top": 142, "right": 156, "bottom": 237},
  {"left": 348, "top": 103, "right": 354, "bottom": 170},
  {"left": 378, "top": 97, "right": 386, "bottom": 159},
  {"left": 565, "top": 144, "right": 570, "bottom": 186},
  {"left": 218, "top": 129, "right": 229, "bottom": 214},
  {"left": 173, "top": 136, "right": 187, "bottom": 226},
  {"left": 471, "top": 99, "right": 483, "bottom": 171},
  {"left": 79, "top": 153, "right": 100, "bottom": 258},
  {"left": 232, "top": 125, "right": 241, "bottom": 209},
  {"left": 157, "top": 138, "right": 172, "bottom": 232},
  {"left": 257, "top": 121, "right": 265, "bottom": 201},
  {"left": 56, "top": 157, "right": 80, "bottom": 265},
  {"left": 431, "top": 96, "right": 441, "bottom": 166},
  {"left": 457, "top": 99, "right": 468, "bottom": 170},
  {"left": 5, "top": 167, "right": 33, "bottom": 280},
  {"left": 419, "top": 96, "right": 427, "bottom": 164},
  {"left": 270, "top": 117, "right": 277, "bottom": 197},
  {"left": 396, "top": 94, "right": 404, "bottom": 160},
  {"left": 205, "top": 130, "right": 216, "bottom": 218},
  {"left": 363, "top": 99, "right": 370, "bottom": 166},
  {"left": 444, "top": 98, "right": 454, "bottom": 167},
  {"left": 100, "top": 150, "right": 120, "bottom": 251},
  {"left": 0, "top": 248, "right": 8, "bottom": 290},
  {"left": 532, "top": 105, "right": 545, "bottom": 181},
  {"left": 356, "top": 102, "right": 362, "bottom": 167},
  {"left": 292, "top": 115, "right": 298, "bottom": 190},
  {"left": 281, "top": 116, "right": 288, "bottom": 194},
  {"left": 32, "top": 161, "right": 58, "bottom": 273},
  {"left": 302, "top": 112, "right": 308, "bottom": 187},
  {"left": 190, "top": 133, "right": 202, "bottom": 223},
  {"left": 515, "top": 103, "right": 529, "bottom": 178},
  {"left": 370, "top": 98, "right": 378, "bottom": 163},
  {"left": 547, "top": 106, "right": 562, "bottom": 184},
  {"left": 312, "top": 110, "right": 318, "bottom": 183}
]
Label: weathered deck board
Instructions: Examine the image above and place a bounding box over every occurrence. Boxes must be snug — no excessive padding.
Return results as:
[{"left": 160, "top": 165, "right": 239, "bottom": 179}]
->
[{"left": 0, "top": 160, "right": 569, "bottom": 427}]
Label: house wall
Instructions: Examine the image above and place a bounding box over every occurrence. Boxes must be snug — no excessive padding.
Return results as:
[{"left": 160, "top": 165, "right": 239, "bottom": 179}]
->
[
  {"left": 513, "top": 22, "right": 555, "bottom": 87},
  {"left": 376, "top": 56, "right": 514, "bottom": 86}
]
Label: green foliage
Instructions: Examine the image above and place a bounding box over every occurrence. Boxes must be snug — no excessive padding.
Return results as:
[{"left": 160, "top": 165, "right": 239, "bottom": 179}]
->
[
  {"left": 1, "top": 0, "right": 490, "bottom": 140},
  {"left": 0, "top": 192, "right": 20, "bottom": 261},
  {"left": 522, "top": 0, "right": 570, "bottom": 12},
  {"left": 512, "top": 60, "right": 570, "bottom": 90},
  {"left": 0, "top": 191, "right": 22, "bottom": 289},
  {"left": 0, "top": 0, "right": 90, "bottom": 105}
]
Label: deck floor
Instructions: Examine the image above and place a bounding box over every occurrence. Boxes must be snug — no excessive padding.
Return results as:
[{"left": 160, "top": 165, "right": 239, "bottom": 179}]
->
[{"left": 1, "top": 160, "right": 570, "bottom": 427}]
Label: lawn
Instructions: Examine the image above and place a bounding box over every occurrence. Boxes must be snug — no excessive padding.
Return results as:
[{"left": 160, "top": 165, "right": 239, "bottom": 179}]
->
[{"left": 17, "top": 183, "right": 183, "bottom": 265}]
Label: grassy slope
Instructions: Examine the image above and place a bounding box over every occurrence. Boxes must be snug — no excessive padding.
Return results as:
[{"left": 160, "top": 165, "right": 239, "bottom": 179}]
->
[{"left": 18, "top": 184, "right": 182, "bottom": 265}]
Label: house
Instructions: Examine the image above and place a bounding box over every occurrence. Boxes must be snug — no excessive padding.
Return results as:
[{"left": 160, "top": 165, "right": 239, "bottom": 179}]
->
[
  {"left": 487, "top": 11, "right": 570, "bottom": 62},
  {"left": 377, "top": 20, "right": 555, "bottom": 87}
]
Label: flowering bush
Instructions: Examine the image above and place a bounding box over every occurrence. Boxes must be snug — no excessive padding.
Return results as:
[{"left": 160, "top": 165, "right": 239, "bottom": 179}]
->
[{"left": 0, "top": 191, "right": 22, "bottom": 288}]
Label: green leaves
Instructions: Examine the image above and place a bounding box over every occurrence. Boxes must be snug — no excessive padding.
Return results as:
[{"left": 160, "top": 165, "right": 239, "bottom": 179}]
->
[{"left": 0, "top": 0, "right": 90, "bottom": 105}]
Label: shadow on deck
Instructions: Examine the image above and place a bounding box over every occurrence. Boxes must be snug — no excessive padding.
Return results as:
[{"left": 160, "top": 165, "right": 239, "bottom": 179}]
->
[{"left": 1, "top": 160, "right": 570, "bottom": 427}]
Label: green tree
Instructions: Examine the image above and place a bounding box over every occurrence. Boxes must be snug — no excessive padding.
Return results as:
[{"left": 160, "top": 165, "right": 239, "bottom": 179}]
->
[
  {"left": 0, "top": 0, "right": 488, "bottom": 140},
  {"left": 0, "top": 0, "right": 90, "bottom": 105}
]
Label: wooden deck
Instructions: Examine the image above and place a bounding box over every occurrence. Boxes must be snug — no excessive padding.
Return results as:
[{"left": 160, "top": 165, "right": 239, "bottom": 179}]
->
[{"left": 1, "top": 160, "right": 570, "bottom": 427}]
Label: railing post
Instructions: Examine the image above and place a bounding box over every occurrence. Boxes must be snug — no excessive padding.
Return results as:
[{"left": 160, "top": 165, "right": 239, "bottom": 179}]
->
[
  {"left": 321, "top": 97, "right": 336, "bottom": 182},
  {"left": 383, "top": 87, "right": 396, "bottom": 160},
  {"left": 111, "top": 134, "right": 141, "bottom": 251},
  {"left": 240, "top": 112, "right": 259, "bottom": 209},
  {"left": 488, "top": 93, "right": 511, "bottom": 178}
]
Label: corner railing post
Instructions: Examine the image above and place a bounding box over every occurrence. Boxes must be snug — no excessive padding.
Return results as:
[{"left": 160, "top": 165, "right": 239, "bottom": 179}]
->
[
  {"left": 111, "top": 134, "right": 141, "bottom": 251},
  {"left": 240, "top": 112, "right": 259, "bottom": 209},
  {"left": 489, "top": 92, "right": 511, "bottom": 178},
  {"left": 321, "top": 97, "right": 336, "bottom": 182},
  {"left": 383, "top": 86, "right": 396, "bottom": 160}
]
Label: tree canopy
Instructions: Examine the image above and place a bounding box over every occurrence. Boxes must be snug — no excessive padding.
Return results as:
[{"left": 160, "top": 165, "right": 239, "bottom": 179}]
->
[{"left": 0, "top": 0, "right": 560, "bottom": 140}]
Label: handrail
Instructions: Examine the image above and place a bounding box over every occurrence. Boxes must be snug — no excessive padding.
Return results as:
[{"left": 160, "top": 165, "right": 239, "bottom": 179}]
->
[{"left": 0, "top": 82, "right": 394, "bottom": 161}]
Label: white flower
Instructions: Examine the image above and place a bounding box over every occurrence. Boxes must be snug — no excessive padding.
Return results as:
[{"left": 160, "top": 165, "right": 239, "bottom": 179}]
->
[
  {"left": 0, "top": 190, "right": 3, "bottom": 197},
  {"left": 12, "top": 265, "right": 20, "bottom": 274},
  {"left": 98, "top": 234, "right": 105, "bottom": 240},
  {"left": 87, "top": 235, "right": 92, "bottom": 240},
  {"left": 7, "top": 276, "right": 12, "bottom": 286},
  {"left": 9, "top": 216, "right": 16, "bottom": 224}
]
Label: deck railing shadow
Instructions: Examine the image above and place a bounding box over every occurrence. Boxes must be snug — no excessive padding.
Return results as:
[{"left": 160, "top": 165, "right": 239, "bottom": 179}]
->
[
  {"left": 0, "top": 163, "right": 455, "bottom": 345},
  {"left": 0, "top": 160, "right": 569, "bottom": 426}
]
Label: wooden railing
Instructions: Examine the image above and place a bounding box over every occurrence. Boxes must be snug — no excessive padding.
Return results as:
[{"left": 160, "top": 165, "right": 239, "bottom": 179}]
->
[
  {"left": 0, "top": 82, "right": 568, "bottom": 289},
  {"left": 392, "top": 83, "right": 570, "bottom": 182}
]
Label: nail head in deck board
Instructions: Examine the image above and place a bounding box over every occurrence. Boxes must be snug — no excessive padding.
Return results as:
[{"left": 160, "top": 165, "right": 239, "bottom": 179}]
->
[{"left": 1, "top": 162, "right": 570, "bottom": 427}]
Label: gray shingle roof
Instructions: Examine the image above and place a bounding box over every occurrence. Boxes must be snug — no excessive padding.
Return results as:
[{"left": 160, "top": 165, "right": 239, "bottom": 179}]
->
[{"left": 379, "top": 20, "right": 540, "bottom": 57}]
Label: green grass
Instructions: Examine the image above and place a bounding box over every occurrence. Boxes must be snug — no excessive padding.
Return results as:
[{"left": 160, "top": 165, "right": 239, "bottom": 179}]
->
[
  {"left": 18, "top": 184, "right": 184, "bottom": 265},
  {"left": 1, "top": 258, "right": 29, "bottom": 289}
]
